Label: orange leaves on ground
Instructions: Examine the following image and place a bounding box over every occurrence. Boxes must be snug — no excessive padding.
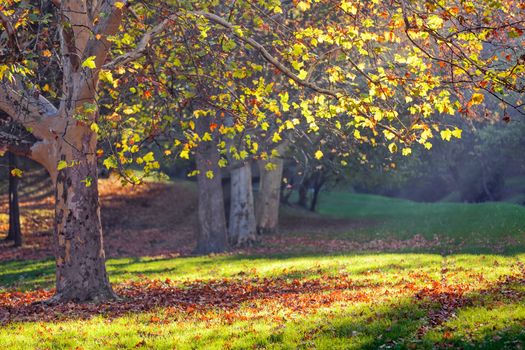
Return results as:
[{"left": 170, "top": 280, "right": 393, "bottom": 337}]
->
[{"left": 2, "top": 265, "right": 524, "bottom": 326}]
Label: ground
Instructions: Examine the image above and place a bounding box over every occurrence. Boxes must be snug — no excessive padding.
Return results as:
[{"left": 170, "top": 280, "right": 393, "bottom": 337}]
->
[{"left": 0, "top": 175, "right": 525, "bottom": 349}]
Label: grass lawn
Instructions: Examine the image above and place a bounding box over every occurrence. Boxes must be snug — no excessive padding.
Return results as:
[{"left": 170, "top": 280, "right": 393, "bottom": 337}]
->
[{"left": 1, "top": 190, "right": 525, "bottom": 349}]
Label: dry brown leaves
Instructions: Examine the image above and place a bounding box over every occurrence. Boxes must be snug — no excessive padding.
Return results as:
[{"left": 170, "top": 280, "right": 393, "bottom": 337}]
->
[{"left": 1, "top": 267, "right": 524, "bottom": 326}]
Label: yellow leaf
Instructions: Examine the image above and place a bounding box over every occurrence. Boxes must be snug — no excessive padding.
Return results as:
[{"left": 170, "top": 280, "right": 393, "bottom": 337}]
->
[
  {"left": 81, "top": 56, "right": 97, "bottom": 69},
  {"left": 179, "top": 149, "right": 190, "bottom": 159},
  {"left": 314, "top": 150, "right": 323, "bottom": 159},
  {"left": 297, "top": 70, "right": 308, "bottom": 80},
  {"left": 206, "top": 170, "right": 214, "bottom": 179},
  {"left": 10, "top": 168, "right": 22, "bottom": 177},
  {"left": 440, "top": 129, "right": 452, "bottom": 141},
  {"left": 57, "top": 160, "right": 68, "bottom": 171},
  {"left": 90, "top": 122, "right": 99, "bottom": 133},
  {"left": 402, "top": 148, "right": 412, "bottom": 156},
  {"left": 451, "top": 128, "right": 462, "bottom": 139},
  {"left": 202, "top": 132, "right": 212, "bottom": 142},
  {"left": 297, "top": 1, "right": 311, "bottom": 11},
  {"left": 427, "top": 15, "right": 444, "bottom": 30},
  {"left": 388, "top": 143, "right": 397, "bottom": 153},
  {"left": 114, "top": 1, "right": 125, "bottom": 9},
  {"left": 470, "top": 93, "right": 484, "bottom": 105}
]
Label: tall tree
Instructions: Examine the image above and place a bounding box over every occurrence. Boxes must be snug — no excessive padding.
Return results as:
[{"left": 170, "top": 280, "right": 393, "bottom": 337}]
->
[{"left": 0, "top": 0, "right": 128, "bottom": 302}]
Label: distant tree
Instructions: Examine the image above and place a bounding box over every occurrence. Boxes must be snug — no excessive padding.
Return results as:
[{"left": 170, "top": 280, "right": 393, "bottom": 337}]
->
[{"left": 4, "top": 152, "right": 21, "bottom": 247}]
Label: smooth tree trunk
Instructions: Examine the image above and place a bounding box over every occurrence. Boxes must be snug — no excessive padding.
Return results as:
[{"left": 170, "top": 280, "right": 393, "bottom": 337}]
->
[
  {"left": 255, "top": 157, "right": 284, "bottom": 234},
  {"left": 7, "top": 152, "right": 22, "bottom": 246},
  {"left": 229, "top": 162, "right": 257, "bottom": 246},
  {"left": 194, "top": 117, "right": 228, "bottom": 254},
  {"left": 50, "top": 126, "right": 116, "bottom": 303}
]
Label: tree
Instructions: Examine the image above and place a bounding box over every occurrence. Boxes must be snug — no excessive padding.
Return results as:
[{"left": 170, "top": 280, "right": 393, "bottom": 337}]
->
[
  {"left": 0, "top": 0, "right": 128, "bottom": 302},
  {"left": 255, "top": 141, "right": 289, "bottom": 234},
  {"left": 229, "top": 161, "right": 257, "bottom": 246},
  {"left": 4, "top": 152, "right": 22, "bottom": 247},
  {"left": 193, "top": 112, "right": 229, "bottom": 254}
]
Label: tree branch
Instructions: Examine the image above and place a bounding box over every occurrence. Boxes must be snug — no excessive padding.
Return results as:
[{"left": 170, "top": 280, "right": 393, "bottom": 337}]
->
[
  {"left": 0, "top": 80, "right": 58, "bottom": 140},
  {"left": 193, "top": 11, "right": 341, "bottom": 98},
  {"left": 103, "top": 14, "right": 174, "bottom": 70},
  {"left": 104, "top": 10, "right": 342, "bottom": 98}
]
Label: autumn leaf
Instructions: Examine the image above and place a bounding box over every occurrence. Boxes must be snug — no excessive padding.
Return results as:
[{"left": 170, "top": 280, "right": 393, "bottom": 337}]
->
[
  {"left": 81, "top": 56, "right": 97, "bottom": 69},
  {"left": 10, "top": 168, "right": 23, "bottom": 177},
  {"left": 57, "top": 160, "right": 68, "bottom": 171},
  {"left": 469, "top": 93, "right": 484, "bottom": 106}
]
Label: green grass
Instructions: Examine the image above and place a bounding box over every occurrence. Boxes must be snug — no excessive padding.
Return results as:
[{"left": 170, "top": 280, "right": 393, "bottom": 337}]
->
[
  {"left": 314, "top": 192, "right": 525, "bottom": 253},
  {"left": 1, "top": 192, "right": 525, "bottom": 349}
]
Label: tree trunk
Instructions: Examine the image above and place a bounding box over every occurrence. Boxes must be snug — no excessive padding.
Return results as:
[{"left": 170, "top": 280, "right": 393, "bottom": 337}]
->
[
  {"left": 309, "top": 173, "right": 325, "bottom": 212},
  {"left": 50, "top": 129, "right": 116, "bottom": 303},
  {"left": 194, "top": 118, "right": 228, "bottom": 254},
  {"left": 7, "top": 152, "right": 22, "bottom": 246},
  {"left": 256, "top": 157, "right": 284, "bottom": 234},
  {"left": 229, "top": 162, "right": 257, "bottom": 246},
  {"left": 297, "top": 180, "right": 309, "bottom": 208}
]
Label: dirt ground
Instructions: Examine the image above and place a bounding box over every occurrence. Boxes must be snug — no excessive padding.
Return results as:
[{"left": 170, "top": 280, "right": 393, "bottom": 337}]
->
[{"left": 0, "top": 172, "right": 376, "bottom": 261}]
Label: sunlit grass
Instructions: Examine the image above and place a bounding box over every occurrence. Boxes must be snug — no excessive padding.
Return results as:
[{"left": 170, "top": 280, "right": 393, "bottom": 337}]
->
[{"left": 1, "top": 192, "right": 525, "bottom": 349}]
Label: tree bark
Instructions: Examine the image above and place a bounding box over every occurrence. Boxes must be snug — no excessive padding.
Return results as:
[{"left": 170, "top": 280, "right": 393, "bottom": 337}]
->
[
  {"left": 6, "top": 152, "right": 22, "bottom": 246},
  {"left": 50, "top": 128, "right": 116, "bottom": 303},
  {"left": 229, "top": 162, "right": 257, "bottom": 246},
  {"left": 194, "top": 117, "right": 228, "bottom": 254},
  {"left": 309, "top": 172, "right": 326, "bottom": 212},
  {"left": 297, "top": 180, "right": 309, "bottom": 208},
  {"left": 256, "top": 157, "right": 284, "bottom": 234},
  {"left": 0, "top": 0, "right": 126, "bottom": 303}
]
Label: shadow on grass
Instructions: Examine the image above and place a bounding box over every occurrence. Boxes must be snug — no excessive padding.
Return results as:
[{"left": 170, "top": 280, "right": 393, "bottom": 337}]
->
[
  {"left": 1, "top": 264, "right": 524, "bottom": 349},
  {"left": 1, "top": 249, "right": 524, "bottom": 291}
]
